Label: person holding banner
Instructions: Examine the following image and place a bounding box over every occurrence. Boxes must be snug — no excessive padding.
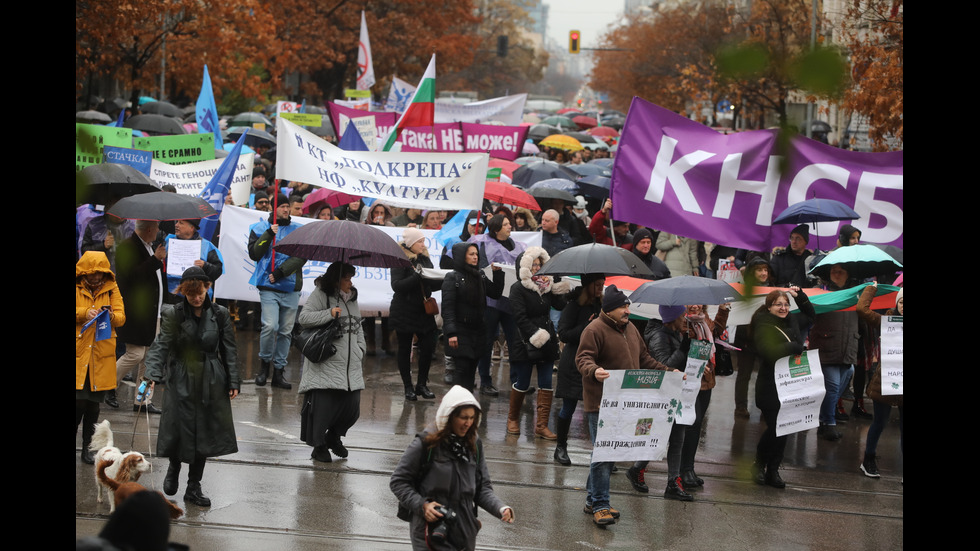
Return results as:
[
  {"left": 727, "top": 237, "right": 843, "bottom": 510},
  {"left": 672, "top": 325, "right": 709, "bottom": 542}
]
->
[
  {"left": 164, "top": 219, "right": 223, "bottom": 294},
  {"left": 390, "top": 229, "right": 441, "bottom": 401},
  {"left": 468, "top": 214, "right": 527, "bottom": 396},
  {"left": 855, "top": 282, "right": 903, "bottom": 479},
  {"left": 506, "top": 247, "right": 570, "bottom": 439},
  {"left": 751, "top": 287, "right": 814, "bottom": 489},
  {"left": 76, "top": 251, "right": 126, "bottom": 464},
  {"left": 576, "top": 285, "right": 671, "bottom": 526},
  {"left": 441, "top": 242, "right": 505, "bottom": 393}
]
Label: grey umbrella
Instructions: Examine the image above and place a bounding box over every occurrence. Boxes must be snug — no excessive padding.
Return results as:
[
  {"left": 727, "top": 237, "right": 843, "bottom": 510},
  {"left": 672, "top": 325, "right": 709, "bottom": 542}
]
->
[
  {"left": 226, "top": 127, "right": 276, "bottom": 149},
  {"left": 140, "top": 101, "right": 183, "bottom": 118},
  {"left": 124, "top": 114, "right": 187, "bottom": 135},
  {"left": 107, "top": 192, "right": 217, "bottom": 221},
  {"left": 274, "top": 220, "right": 412, "bottom": 268},
  {"left": 537, "top": 243, "right": 654, "bottom": 277},
  {"left": 76, "top": 110, "right": 112, "bottom": 123},
  {"left": 629, "top": 278, "right": 740, "bottom": 306},
  {"left": 229, "top": 111, "right": 273, "bottom": 127}
]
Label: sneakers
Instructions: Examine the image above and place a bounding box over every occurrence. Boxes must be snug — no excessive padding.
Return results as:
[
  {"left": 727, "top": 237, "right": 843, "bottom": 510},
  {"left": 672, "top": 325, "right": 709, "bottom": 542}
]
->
[
  {"left": 625, "top": 466, "right": 649, "bottom": 493},
  {"left": 860, "top": 455, "right": 881, "bottom": 478},
  {"left": 480, "top": 383, "right": 499, "bottom": 397},
  {"left": 592, "top": 508, "right": 616, "bottom": 526},
  {"left": 584, "top": 504, "right": 620, "bottom": 518}
]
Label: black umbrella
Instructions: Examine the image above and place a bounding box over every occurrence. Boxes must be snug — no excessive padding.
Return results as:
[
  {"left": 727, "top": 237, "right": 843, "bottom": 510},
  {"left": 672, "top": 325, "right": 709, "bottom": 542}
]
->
[
  {"left": 77, "top": 163, "right": 160, "bottom": 204},
  {"left": 140, "top": 101, "right": 183, "bottom": 118},
  {"left": 226, "top": 127, "right": 276, "bottom": 149},
  {"left": 527, "top": 124, "right": 562, "bottom": 142},
  {"left": 565, "top": 163, "right": 611, "bottom": 178},
  {"left": 512, "top": 161, "right": 578, "bottom": 188},
  {"left": 274, "top": 220, "right": 412, "bottom": 268},
  {"left": 537, "top": 243, "right": 654, "bottom": 277},
  {"left": 124, "top": 114, "right": 186, "bottom": 135},
  {"left": 529, "top": 186, "right": 577, "bottom": 203},
  {"left": 107, "top": 192, "right": 216, "bottom": 221},
  {"left": 575, "top": 175, "right": 611, "bottom": 199},
  {"left": 629, "top": 278, "right": 740, "bottom": 306},
  {"left": 229, "top": 111, "right": 273, "bottom": 127}
]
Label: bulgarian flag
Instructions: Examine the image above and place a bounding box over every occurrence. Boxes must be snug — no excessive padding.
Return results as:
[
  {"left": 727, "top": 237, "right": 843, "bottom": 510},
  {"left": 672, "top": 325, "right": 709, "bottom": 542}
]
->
[{"left": 381, "top": 54, "right": 436, "bottom": 151}]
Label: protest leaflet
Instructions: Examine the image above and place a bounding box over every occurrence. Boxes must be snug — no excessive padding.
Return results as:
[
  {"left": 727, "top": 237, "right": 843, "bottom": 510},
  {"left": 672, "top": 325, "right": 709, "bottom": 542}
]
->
[
  {"left": 591, "top": 370, "right": 685, "bottom": 463},
  {"left": 774, "top": 350, "right": 826, "bottom": 437},
  {"left": 881, "top": 316, "right": 903, "bottom": 395},
  {"left": 676, "top": 340, "right": 713, "bottom": 426}
]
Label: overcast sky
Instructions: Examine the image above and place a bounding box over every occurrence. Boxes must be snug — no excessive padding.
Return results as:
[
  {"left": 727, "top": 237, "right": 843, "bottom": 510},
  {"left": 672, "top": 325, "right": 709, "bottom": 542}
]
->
[{"left": 542, "top": 0, "right": 625, "bottom": 50}]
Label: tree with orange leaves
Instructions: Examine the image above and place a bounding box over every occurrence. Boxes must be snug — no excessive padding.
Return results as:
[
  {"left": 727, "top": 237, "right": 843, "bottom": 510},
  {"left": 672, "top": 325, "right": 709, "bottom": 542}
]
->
[{"left": 837, "top": 0, "right": 903, "bottom": 150}]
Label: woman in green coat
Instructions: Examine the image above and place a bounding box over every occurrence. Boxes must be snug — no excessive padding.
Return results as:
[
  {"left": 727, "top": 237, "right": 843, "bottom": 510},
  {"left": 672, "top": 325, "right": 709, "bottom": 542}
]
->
[{"left": 144, "top": 266, "right": 240, "bottom": 507}]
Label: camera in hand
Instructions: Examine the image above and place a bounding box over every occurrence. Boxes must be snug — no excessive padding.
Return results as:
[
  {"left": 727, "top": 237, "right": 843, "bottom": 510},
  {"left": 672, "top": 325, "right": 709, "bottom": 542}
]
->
[{"left": 429, "top": 505, "right": 457, "bottom": 542}]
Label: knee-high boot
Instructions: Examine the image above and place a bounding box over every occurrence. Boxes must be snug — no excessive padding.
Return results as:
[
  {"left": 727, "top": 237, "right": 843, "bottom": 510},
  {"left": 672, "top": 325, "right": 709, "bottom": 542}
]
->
[
  {"left": 506, "top": 385, "right": 527, "bottom": 435},
  {"left": 535, "top": 389, "right": 557, "bottom": 440},
  {"left": 554, "top": 413, "right": 572, "bottom": 465}
]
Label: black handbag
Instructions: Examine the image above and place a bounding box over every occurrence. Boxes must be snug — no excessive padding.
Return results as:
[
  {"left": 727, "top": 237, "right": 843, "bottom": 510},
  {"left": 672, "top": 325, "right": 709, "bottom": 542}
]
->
[
  {"left": 714, "top": 346, "right": 734, "bottom": 376},
  {"left": 293, "top": 320, "right": 342, "bottom": 363}
]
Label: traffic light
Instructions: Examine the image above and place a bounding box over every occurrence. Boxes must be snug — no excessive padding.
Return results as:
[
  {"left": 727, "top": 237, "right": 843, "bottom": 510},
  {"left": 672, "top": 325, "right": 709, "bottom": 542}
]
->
[{"left": 569, "top": 30, "right": 580, "bottom": 54}]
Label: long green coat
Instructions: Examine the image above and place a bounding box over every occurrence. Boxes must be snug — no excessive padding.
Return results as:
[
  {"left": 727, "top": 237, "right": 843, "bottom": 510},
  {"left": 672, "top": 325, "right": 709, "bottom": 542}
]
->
[{"left": 145, "top": 298, "right": 240, "bottom": 462}]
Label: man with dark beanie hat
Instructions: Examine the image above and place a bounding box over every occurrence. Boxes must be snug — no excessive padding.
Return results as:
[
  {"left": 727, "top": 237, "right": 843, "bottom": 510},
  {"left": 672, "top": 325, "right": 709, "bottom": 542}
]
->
[
  {"left": 575, "top": 285, "right": 669, "bottom": 526},
  {"left": 769, "top": 224, "right": 813, "bottom": 288}
]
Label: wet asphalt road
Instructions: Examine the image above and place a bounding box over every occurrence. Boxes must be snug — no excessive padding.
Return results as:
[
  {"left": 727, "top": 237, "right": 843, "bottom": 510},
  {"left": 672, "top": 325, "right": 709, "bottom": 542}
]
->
[{"left": 76, "top": 323, "right": 903, "bottom": 550}]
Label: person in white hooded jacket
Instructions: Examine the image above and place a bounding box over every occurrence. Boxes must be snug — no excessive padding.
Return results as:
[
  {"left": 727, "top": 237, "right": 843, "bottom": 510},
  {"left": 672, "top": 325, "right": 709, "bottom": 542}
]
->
[{"left": 390, "top": 386, "right": 514, "bottom": 550}]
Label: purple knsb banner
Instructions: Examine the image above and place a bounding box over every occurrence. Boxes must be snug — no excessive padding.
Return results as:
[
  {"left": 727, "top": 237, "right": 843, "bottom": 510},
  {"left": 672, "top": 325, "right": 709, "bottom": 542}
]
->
[
  {"left": 610, "top": 98, "right": 903, "bottom": 251},
  {"left": 400, "top": 122, "right": 529, "bottom": 161}
]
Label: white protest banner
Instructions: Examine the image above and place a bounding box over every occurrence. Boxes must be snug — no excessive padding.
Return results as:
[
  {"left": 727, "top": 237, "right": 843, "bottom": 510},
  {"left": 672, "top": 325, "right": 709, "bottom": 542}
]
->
[
  {"left": 677, "top": 340, "right": 713, "bottom": 426},
  {"left": 774, "top": 350, "right": 826, "bottom": 437},
  {"left": 214, "top": 205, "right": 539, "bottom": 313},
  {"left": 150, "top": 154, "right": 254, "bottom": 205},
  {"left": 334, "top": 98, "right": 370, "bottom": 110},
  {"left": 591, "top": 370, "right": 685, "bottom": 463},
  {"left": 434, "top": 94, "right": 527, "bottom": 126},
  {"left": 881, "top": 316, "right": 903, "bottom": 395},
  {"left": 337, "top": 114, "right": 380, "bottom": 151},
  {"left": 276, "top": 117, "right": 488, "bottom": 211}
]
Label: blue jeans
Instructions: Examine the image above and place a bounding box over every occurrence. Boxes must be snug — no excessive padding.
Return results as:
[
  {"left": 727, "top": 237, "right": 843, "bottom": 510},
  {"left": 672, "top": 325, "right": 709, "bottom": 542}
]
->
[
  {"left": 586, "top": 411, "right": 613, "bottom": 511},
  {"left": 820, "top": 363, "right": 854, "bottom": 426},
  {"left": 511, "top": 360, "right": 553, "bottom": 391},
  {"left": 478, "top": 307, "right": 519, "bottom": 387},
  {"left": 259, "top": 289, "right": 300, "bottom": 369}
]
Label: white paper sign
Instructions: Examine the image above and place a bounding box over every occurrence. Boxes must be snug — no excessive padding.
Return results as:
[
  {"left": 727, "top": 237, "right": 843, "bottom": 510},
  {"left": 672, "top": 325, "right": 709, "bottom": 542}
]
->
[
  {"left": 676, "top": 340, "right": 712, "bottom": 426},
  {"left": 774, "top": 350, "right": 826, "bottom": 437},
  {"left": 591, "top": 370, "right": 685, "bottom": 463},
  {"left": 167, "top": 239, "right": 202, "bottom": 278},
  {"left": 881, "top": 316, "right": 903, "bottom": 395},
  {"left": 716, "top": 258, "right": 740, "bottom": 283}
]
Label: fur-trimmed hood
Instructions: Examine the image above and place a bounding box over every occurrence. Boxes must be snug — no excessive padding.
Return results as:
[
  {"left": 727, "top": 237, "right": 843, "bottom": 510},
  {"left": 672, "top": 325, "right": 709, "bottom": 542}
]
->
[{"left": 516, "top": 246, "right": 571, "bottom": 295}]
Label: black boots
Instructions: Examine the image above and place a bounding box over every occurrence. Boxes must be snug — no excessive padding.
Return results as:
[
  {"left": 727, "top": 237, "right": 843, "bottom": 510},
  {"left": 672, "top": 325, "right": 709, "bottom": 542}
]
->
[
  {"left": 164, "top": 462, "right": 181, "bottom": 496},
  {"left": 681, "top": 470, "right": 703, "bottom": 489},
  {"left": 104, "top": 389, "right": 119, "bottom": 409},
  {"left": 255, "top": 360, "right": 270, "bottom": 386},
  {"left": 271, "top": 368, "right": 292, "bottom": 389},
  {"left": 404, "top": 384, "right": 418, "bottom": 401},
  {"left": 554, "top": 415, "right": 572, "bottom": 466},
  {"left": 184, "top": 459, "right": 211, "bottom": 507},
  {"left": 415, "top": 384, "right": 435, "bottom": 399},
  {"left": 664, "top": 476, "right": 694, "bottom": 501}
]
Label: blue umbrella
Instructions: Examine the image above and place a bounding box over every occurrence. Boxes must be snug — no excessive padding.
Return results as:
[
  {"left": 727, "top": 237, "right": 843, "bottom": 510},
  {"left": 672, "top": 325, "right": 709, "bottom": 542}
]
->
[{"left": 773, "top": 198, "right": 860, "bottom": 225}]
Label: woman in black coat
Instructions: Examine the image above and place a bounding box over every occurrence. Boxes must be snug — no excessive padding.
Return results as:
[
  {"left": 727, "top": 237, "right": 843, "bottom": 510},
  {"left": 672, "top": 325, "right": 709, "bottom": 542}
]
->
[
  {"left": 441, "top": 242, "right": 504, "bottom": 393},
  {"left": 553, "top": 273, "right": 604, "bottom": 465},
  {"left": 751, "top": 286, "right": 814, "bottom": 489},
  {"left": 506, "top": 247, "right": 570, "bottom": 440},
  {"left": 390, "top": 228, "right": 441, "bottom": 401}
]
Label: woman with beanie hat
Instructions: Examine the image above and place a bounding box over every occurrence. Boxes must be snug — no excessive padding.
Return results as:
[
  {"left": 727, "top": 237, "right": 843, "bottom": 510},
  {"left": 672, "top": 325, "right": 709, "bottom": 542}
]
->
[{"left": 390, "top": 228, "right": 441, "bottom": 401}]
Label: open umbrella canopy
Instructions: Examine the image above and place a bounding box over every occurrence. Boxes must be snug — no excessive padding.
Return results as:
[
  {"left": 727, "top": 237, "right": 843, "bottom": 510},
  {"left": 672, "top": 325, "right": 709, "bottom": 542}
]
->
[
  {"left": 303, "top": 188, "right": 361, "bottom": 214},
  {"left": 629, "top": 277, "right": 740, "bottom": 306},
  {"left": 589, "top": 158, "right": 615, "bottom": 169},
  {"left": 76, "top": 110, "right": 112, "bottom": 123},
  {"left": 77, "top": 163, "right": 160, "bottom": 204},
  {"left": 124, "top": 114, "right": 187, "bottom": 135},
  {"left": 572, "top": 115, "right": 598, "bottom": 129},
  {"left": 529, "top": 186, "right": 577, "bottom": 204},
  {"left": 541, "top": 116, "right": 577, "bottom": 130},
  {"left": 511, "top": 160, "right": 578, "bottom": 188},
  {"left": 565, "top": 163, "right": 611, "bottom": 178},
  {"left": 139, "top": 101, "right": 182, "bottom": 118},
  {"left": 539, "top": 134, "right": 584, "bottom": 152},
  {"left": 484, "top": 181, "right": 540, "bottom": 210},
  {"left": 537, "top": 243, "right": 654, "bottom": 277},
  {"left": 587, "top": 126, "right": 620, "bottom": 138},
  {"left": 226, "top": 127, "right": 276, "bottom": 149},
  {"left": 488, "top": 158, "right": 521, "bottom": 179},
  {"left": 274, "top": 220, "right": 411, "bottom": 268},
  {"left": 773, "top": 198, "right": 860, "bottom": 225},
  {"left": 228, "top": 111, "right": 273, "bottom": 127},
  {"left": 527, "top": 124, "right": 563, "bottom": 142},
  {"left": 808, "top": 244, "right": 903, "bottom": 280},
  {"left": 575, "top": 175, "right": 611, "bottom": 199},
  {"left": 514, "top": 155, "right": 546, "bottom": 165},
  {"left": 529, "top": 178, "right": 579, "bottom": 194},
  {"left": 107, "top": 191, "right": 216, "bottom": 221}
]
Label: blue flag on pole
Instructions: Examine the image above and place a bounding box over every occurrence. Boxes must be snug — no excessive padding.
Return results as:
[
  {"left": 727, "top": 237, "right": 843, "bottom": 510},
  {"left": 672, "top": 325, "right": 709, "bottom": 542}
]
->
[
  {"left": 198, "top": 131, "right": 247, "bottom": 242},
  {"left": 196, "top": 65, "right": 222, "bottom": 148},
  {"left": 81, "top": 309, "right": 113, "bottom": 341}
]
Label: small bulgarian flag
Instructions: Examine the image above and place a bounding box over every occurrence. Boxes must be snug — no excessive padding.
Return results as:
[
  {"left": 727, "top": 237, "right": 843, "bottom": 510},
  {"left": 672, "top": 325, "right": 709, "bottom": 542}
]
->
[{"left": 381, "top": 54, "right": 436, "bottom": 151}]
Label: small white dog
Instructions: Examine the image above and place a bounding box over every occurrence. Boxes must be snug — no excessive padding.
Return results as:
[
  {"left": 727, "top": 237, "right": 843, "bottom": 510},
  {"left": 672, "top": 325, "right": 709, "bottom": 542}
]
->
[{"left": 89, "top": 420, "right": 151, "bottom": 512}]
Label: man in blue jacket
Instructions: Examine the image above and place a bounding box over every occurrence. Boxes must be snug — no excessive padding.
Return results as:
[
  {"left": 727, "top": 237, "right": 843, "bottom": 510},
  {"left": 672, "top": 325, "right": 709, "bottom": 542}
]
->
[{"left": 248, "top": 195, "right": 306, "bottom": 388}]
